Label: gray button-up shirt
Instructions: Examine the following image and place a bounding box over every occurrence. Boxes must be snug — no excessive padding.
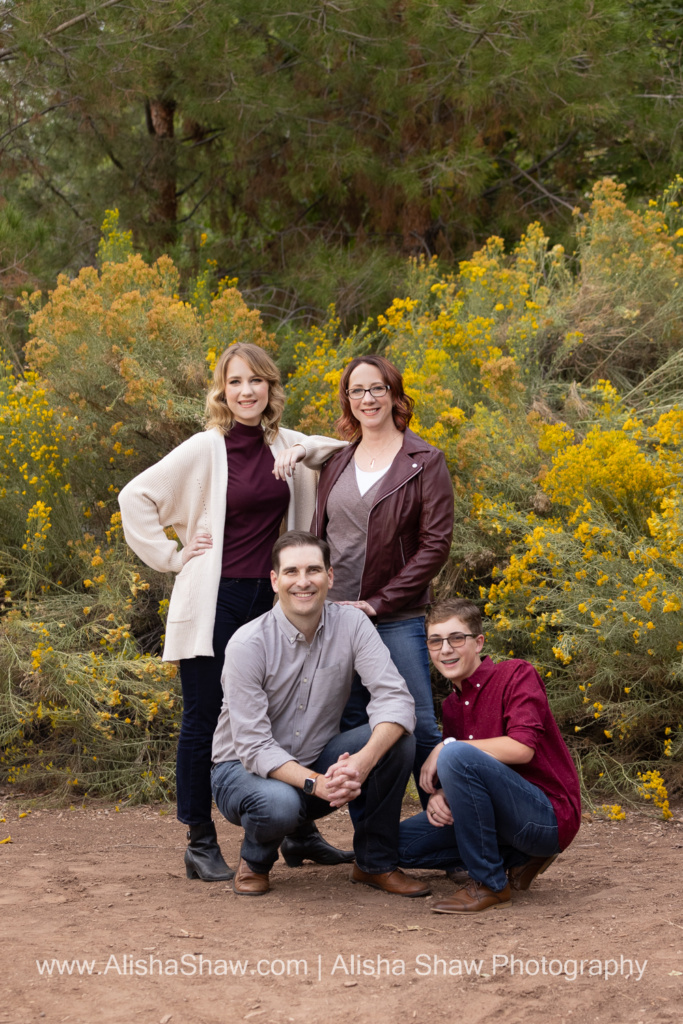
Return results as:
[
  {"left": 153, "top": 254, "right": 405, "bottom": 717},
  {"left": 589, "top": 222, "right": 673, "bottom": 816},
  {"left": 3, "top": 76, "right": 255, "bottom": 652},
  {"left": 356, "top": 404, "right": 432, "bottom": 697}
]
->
[{"left": 212, "top": 601, "right": 416, "bottom": 777}]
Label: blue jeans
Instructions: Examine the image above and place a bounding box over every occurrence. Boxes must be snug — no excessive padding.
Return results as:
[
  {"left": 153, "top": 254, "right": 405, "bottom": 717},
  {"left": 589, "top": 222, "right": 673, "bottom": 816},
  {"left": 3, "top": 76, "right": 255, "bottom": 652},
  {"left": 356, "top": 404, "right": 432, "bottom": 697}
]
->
[
  {"left": 340, "top": 615, "right": 442, "bottom": 807},
  {"left": 176, "top": 577, "right": 273, "bottom": 825},
  {"left": 398, "top": 744, "right": 559, "bottom": 891},
  {"left": 212, "top": 725, "right": 415, "bottom": 874}
]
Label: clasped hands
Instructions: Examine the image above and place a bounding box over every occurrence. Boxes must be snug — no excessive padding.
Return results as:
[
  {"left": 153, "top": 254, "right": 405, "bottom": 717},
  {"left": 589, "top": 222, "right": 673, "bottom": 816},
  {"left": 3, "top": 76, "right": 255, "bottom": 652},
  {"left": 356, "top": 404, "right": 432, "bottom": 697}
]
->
[{"left": 314, "top": 751, "right": 369, "bottom": 809}]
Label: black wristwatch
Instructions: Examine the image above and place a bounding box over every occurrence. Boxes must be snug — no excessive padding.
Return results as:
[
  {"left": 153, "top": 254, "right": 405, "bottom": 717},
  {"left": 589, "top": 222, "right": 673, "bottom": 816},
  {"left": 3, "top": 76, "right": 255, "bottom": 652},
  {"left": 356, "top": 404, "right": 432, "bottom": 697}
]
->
[{"left": 303, "top": 776, "right": 318, "bottom": 796}]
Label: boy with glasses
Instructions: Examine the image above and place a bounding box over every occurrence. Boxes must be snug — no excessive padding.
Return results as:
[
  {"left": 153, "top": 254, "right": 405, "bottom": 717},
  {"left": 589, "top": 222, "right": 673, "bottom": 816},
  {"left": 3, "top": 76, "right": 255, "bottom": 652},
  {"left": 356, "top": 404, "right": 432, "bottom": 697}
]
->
[{"left": 398, "top": 598, "right": 581, "bottom": 913}]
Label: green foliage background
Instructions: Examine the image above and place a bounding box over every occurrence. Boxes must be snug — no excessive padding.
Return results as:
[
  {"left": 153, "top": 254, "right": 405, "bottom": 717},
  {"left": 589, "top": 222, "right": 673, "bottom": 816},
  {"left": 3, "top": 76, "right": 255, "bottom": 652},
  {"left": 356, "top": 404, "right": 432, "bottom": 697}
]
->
[{"left": 2, "top": 0, "right": 683, "bottom": 342}]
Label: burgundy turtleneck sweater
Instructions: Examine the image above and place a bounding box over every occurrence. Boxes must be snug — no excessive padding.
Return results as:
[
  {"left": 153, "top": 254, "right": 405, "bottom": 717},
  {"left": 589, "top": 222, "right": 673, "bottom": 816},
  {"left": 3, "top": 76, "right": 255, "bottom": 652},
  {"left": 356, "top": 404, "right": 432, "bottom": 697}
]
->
[{"left": 221, "top": 422, "right": 290, "bottom": 577}]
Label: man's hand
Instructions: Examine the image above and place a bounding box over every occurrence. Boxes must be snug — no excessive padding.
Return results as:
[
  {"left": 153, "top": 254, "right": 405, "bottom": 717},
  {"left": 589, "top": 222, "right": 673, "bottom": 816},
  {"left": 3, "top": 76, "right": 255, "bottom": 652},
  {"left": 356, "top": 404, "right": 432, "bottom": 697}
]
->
[
  {"left": 311, "top": 773, "right": 352, "bottom": 808},
  {"left": 323, "top": 751, "right": 368, "bottom": 806},
  {"left": 272, "top": 444, "right": 306, "bottom": 480},
  {"left": 181, "top": 532, "right": 213, "bottom": 565},
  {"left": 426, "top": 790, "right": 453, "bottom": 828},
  {"left": 419, "top": 741, "right": 444, "bottom": 795}
]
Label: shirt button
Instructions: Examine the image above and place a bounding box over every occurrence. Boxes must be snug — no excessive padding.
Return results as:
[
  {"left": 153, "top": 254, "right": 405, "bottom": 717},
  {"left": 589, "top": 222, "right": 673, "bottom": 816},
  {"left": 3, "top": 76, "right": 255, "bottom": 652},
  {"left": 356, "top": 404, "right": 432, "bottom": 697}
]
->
[
  {"left": 295, "top": 731, "right": 300, "bottom": 736},
  {"left": 303, "top": 678, "right": 308, "bottom": 683},
  {"left": 476, "top": 683, "right": 480, "bottom": 687},
  {"left": 412, "top": 463, "right": 418, "bottom": 468},
  {"left": 464, "top": 700, "right": 469, "bottom": 705},
  {"left": 299, "top": 704, "right": 304, "bottom": 710},
  {"left": 468, "top": 734, "right": 473, "bottom": 739}
]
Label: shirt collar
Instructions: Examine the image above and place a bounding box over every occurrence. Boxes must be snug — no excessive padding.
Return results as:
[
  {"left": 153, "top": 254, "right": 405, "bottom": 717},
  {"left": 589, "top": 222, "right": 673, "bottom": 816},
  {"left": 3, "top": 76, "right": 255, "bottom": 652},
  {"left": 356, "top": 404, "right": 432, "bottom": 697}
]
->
[
  {"left": 273, "top": 600, "right": 326, "bottom": 645},
  {"left": 462, "top": 655, "right": 495, "bottom": 691}
]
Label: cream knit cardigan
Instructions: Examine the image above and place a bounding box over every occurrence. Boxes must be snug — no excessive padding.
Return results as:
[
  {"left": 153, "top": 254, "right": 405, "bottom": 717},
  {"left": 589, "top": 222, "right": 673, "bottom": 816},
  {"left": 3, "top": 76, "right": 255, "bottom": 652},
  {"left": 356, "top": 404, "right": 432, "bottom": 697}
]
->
[{"left": 118, "top": 426, "right": 346, "bottom": 662}]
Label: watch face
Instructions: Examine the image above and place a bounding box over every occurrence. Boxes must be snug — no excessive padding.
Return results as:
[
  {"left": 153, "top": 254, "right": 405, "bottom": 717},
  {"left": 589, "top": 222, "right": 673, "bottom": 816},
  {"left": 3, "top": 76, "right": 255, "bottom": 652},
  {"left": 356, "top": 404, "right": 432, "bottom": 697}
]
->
[{"left": 304, "top": 778, "right": 315, "bottom": 795}]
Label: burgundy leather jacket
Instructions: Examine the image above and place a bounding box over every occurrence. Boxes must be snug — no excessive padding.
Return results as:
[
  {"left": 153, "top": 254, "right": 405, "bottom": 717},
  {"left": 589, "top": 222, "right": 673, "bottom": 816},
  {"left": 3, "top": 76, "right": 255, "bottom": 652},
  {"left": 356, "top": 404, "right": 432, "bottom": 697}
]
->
[{"left": 312, "top": 428, "right": 454, "bottom": 617}]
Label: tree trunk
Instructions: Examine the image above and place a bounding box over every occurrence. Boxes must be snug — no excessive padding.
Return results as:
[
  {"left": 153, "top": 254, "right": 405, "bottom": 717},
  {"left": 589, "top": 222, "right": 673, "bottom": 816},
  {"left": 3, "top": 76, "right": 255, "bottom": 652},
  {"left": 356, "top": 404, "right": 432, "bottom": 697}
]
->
[{"left": 146, "top": 97, "right": 177, "bottom": 248}]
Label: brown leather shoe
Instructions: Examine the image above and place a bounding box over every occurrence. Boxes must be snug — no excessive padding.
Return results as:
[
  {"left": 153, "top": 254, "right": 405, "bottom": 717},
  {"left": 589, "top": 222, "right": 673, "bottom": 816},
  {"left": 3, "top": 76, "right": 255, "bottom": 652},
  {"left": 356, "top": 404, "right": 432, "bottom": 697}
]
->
[
  {"left": 431, "top": 878, "right": 511, "bottom": 914},
  {"left": 508, "top": 854, "right": 558, "bottom": 891},
  {"left": 350, "top": 865, "right": 431, "bottom": 897},
  {"left": 232, "top": 858, "right": 270, "bottom": 896}
]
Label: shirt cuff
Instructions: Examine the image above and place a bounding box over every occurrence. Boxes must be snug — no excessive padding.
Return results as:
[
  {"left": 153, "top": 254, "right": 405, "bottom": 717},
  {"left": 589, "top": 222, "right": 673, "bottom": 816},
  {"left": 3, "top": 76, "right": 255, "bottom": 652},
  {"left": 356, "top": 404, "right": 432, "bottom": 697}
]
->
[
  {"left": 506, "top": 726, "right": 541, "bottom": 750},
  {"left": 251, "top": 745, "right": 297, "bottom": 780},
  {"left": 367, "top": 707, "right": 416, "bottom": 737}
]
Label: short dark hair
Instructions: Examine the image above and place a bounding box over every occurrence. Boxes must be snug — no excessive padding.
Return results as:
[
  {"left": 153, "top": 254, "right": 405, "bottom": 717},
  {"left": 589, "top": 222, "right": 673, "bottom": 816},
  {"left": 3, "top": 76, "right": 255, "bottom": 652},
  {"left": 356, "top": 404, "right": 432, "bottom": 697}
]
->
[
  {"left": 271, "top": 530, "right": 331, "bottom": 573},
  {"left": 426, "top": 598, "right": 483, "bottom": 636},
  {"left": 336, "top": 355, "right": 414, "bottom": 441}
]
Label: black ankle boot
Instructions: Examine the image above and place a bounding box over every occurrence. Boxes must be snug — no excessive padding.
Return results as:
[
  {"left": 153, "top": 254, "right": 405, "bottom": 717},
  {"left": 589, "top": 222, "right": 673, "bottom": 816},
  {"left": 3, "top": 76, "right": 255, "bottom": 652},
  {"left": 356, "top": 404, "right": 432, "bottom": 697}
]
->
[
  {"left": 280, "top": 821, "right": 354, "bottom": 867},
  {"left": 185, "top": 821, "right": 234, "bottom": 881}
]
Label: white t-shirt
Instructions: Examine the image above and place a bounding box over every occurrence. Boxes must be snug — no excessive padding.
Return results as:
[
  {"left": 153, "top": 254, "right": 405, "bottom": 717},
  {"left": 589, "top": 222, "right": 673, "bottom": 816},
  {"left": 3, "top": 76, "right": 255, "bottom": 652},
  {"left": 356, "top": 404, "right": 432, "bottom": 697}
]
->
[{"left": 355, "top": 462, "right": 390, "bottom": 497}]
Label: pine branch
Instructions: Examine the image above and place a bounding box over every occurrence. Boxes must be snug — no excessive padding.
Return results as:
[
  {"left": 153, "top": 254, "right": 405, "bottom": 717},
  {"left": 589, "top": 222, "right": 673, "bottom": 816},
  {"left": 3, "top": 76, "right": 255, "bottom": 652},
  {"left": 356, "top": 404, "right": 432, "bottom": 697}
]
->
[
  {"left": 0, "top": 100, "right": 72, "bottom": 148},
  {"left": 0, "top": 0, "right": 124, "bottom": 62}
]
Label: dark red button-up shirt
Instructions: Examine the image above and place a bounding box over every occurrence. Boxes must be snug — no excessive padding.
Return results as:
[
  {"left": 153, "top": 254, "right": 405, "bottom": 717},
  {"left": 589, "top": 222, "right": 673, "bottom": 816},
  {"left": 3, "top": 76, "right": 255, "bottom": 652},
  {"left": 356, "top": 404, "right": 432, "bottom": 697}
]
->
[{"left": 441, "top": 656, "right": 581, "bottom": 851}]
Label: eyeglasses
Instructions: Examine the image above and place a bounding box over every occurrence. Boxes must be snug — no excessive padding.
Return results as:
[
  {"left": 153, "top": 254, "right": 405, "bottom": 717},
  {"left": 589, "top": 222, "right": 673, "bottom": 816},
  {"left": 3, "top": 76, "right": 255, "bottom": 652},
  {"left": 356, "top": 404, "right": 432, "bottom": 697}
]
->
[
  {"left": 346, "top": 384, "right": 390, "bottom": 401},
  {"left": 426, "top": 632, "right": 477, "bottom": 651}
]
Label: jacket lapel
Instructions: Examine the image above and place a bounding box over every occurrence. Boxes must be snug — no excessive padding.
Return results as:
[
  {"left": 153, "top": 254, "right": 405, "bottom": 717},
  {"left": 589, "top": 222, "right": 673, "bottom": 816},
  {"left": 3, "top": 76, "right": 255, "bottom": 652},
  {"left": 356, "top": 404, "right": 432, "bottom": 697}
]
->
[{"left": 369, "top": 429, "right": 425, "bottom": 505}]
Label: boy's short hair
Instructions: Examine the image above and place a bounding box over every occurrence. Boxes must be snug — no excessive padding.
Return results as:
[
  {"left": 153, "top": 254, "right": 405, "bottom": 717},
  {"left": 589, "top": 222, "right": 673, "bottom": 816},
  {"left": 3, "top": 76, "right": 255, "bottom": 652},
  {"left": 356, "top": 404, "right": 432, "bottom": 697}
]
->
[
  {"left": 426, "top": 598, "right": 483, "bottom": 636},
  {"left": 271, "top": 530, "right": 331, "bottom": 573}
]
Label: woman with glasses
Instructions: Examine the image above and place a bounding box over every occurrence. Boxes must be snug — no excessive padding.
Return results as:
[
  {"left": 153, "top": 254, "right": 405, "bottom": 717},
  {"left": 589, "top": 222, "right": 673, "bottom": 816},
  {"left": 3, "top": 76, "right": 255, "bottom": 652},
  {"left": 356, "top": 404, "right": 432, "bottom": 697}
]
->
[{"left": 281, "top": 354, "right": 454, "bottom": 802}]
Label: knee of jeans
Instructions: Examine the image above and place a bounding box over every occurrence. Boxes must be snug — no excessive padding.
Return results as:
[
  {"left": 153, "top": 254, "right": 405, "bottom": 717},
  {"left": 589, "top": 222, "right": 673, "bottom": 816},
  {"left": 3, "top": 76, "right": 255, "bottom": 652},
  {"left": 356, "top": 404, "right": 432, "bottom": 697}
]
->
[
  {"left": 436, "top": 741, "right": 479, "bottom": 776},
  {"left": 246, "top": 786, "right": 303, "bottom": 839}
]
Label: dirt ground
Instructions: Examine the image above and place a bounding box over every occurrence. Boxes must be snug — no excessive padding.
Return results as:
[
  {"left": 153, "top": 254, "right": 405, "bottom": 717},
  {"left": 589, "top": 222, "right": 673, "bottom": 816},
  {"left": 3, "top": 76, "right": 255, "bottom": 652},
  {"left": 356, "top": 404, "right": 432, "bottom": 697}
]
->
[{"left": 1, "top": 794, "right": 682, "bottom": 1024}]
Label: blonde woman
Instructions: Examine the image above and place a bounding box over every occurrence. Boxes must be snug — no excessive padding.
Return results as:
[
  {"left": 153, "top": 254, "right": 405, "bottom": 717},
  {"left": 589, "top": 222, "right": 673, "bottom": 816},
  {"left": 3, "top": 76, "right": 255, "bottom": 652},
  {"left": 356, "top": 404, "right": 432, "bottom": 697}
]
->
[{"left": 119, "top": 343, "right": 348, "bottom": 881}]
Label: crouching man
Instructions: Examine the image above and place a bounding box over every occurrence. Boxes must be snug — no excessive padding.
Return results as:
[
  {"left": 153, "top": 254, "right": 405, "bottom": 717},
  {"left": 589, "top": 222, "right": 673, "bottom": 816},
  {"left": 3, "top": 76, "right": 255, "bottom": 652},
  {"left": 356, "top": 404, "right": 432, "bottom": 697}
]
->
[
  {"left": 211, "top": 530, "right": 430, "bottom": 898},
  {"left": 399, "top": 599, "right": 581, "bottom": 913}
]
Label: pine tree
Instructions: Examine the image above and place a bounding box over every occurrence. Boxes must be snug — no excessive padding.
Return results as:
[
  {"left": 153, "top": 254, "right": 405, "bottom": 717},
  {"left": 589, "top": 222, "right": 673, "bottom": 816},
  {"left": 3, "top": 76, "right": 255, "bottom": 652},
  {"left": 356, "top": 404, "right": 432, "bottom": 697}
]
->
[{"left": 0, "top": 0, "right": 680, "bottom": 323}]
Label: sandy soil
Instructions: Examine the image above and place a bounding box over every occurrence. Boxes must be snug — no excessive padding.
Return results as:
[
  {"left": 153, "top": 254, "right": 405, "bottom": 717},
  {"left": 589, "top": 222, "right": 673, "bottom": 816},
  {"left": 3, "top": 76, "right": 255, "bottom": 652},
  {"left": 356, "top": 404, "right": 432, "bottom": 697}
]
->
[{"left": 1, "top": 794, "right": 682, "bottom": 1024}]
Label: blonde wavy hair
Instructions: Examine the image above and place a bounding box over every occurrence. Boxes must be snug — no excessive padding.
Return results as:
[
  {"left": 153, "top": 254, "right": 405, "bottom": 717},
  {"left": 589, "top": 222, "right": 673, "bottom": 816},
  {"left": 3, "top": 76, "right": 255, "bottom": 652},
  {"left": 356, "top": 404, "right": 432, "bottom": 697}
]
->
[{"left": 205, "top": 343, "right": 285, "bottom": 444}]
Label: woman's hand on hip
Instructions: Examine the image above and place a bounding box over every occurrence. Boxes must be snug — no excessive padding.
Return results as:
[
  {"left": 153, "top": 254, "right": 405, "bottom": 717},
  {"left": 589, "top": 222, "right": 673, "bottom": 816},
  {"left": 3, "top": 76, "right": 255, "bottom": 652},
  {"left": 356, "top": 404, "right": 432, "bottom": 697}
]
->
[
  {"left": 181, "top": 533, "right": 213, "bottom": 565},
  {"left": 273, "top": 443, "right": 306, "bottom": 480},
  {"left": 335, "top": 599, "right": 377, "bottom": 617}
]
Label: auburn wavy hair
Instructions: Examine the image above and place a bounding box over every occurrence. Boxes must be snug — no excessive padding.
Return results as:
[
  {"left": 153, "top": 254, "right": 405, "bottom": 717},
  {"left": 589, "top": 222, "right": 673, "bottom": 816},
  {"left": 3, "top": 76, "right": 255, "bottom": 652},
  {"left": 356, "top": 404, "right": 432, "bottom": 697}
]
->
[
  {"left": 205, "top": 342, "right": 285, "bottom": 444},
  {"left": 336, "top": 355, "right": 414, "bottom": 441}
]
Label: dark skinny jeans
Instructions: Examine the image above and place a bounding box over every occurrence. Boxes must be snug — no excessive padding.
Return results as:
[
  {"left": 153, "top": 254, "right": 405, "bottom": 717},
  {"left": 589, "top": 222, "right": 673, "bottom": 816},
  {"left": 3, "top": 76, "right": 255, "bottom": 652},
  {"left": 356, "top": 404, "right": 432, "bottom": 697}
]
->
[{"left": 176, "top": 577, "right": 273, "bottom": 825}]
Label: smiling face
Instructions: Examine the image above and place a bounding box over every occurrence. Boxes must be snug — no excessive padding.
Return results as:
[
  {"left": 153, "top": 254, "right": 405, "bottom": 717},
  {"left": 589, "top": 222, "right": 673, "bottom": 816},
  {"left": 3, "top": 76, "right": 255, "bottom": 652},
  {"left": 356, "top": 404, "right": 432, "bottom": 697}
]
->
[
  {"left": 347, "top": 362, "right": 395, "bottom": 433},
  {"left": 426, "top": 614, "right": 484, "bottom": 690},
  {"left": 270, "top": 543, "right": 333, "bottom": 628},
  {"left": 224, "top": 354, "right": 270, "bottom": 427}
]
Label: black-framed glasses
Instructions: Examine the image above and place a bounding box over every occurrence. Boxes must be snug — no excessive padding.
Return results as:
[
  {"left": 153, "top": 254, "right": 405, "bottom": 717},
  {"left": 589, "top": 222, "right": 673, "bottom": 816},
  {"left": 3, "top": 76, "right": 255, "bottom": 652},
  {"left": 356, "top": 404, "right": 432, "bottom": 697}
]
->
[
  {"left": 426, "top": 632, "right": 477, "bottom": 651},
  {"left": 346, "top": 384, "right": 390, "bottom": 401}
]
